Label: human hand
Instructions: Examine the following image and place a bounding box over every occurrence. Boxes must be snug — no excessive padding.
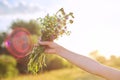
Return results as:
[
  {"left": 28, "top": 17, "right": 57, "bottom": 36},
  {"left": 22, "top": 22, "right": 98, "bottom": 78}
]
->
[{"left": 38, "top": 40, "right": 65, "bottom": 54}]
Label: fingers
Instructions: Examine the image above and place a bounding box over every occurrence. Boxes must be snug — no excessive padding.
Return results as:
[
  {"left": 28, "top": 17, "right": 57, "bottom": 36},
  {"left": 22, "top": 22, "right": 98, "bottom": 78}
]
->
[
  {"left": 37, "top": 37, "right": 57, "bottom": 54},
  {"left": 39, "top": 40, "right": 52, "bottom": 46},
  {"left": 38, "top": 36, "right": 49, "bottom": 45},
  {"left": 38, "top": 37, "right": 57, "bottom": 49}
]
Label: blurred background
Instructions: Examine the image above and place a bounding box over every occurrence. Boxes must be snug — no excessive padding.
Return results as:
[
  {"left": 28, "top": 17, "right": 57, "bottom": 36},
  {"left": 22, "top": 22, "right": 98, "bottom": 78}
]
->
[{"left": 0, "top": 0, "right": 120, "bottom": 80}]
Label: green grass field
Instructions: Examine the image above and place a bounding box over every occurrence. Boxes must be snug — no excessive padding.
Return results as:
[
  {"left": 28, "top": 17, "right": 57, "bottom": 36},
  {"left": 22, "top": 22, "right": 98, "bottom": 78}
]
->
[{"left": 2, "top": 68, "right": 105, "bottom": 80}]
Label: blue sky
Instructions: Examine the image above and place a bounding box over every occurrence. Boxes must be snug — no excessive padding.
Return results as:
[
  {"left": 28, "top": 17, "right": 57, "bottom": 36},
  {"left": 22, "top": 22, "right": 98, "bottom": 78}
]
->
[
  {"left": 1, "top": 0, "right": 120, "bottom": 57},
  {"left": 0, "top": 0, "right": 64, "bottom": 31},
  {"left": 0, "top": 0, "right": 64, "bottom": 15}
]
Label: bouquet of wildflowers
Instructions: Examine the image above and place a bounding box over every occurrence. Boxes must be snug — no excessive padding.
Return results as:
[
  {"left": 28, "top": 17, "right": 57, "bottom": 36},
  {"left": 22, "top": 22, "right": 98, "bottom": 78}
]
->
[{"left": 28, "top": 8, "right": 74, "bottom": 74}]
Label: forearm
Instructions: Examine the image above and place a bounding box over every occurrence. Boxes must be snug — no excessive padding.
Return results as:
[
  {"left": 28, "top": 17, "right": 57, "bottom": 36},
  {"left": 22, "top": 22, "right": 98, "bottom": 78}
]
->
[
  {"left": 57, "top": 48, "right": 101, "bottom": 74},
  {"left": 57, "top": 48, "right": 120, "bottom": 80},
  {"left": 98, "top": 65, "right": 120, "bottom": 80},
  {"left": 39, "top": 41, "right": 120, "bottom": 80}
]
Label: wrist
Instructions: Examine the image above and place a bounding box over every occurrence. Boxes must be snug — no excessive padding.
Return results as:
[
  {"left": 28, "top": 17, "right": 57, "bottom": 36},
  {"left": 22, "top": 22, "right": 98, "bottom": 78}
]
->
[{"left": 56, "top": 46, "right": 69, "bottom": 56}]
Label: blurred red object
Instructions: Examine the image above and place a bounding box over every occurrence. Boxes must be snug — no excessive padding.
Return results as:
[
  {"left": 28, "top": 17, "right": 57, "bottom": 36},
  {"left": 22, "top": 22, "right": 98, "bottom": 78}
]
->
[{"left": 5, "top": 28, "right": 33, "bottom": 58}]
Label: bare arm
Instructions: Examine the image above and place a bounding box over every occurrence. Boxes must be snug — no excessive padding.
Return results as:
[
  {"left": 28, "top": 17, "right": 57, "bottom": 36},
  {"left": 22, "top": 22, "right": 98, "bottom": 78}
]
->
[{"left": 39, "top": 41, "right": 120, "bottom": 80}]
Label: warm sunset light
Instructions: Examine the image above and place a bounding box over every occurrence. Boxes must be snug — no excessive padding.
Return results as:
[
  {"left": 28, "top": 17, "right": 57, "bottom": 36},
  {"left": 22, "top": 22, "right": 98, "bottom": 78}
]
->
[
  {"left": 1, "top": 0, "right": 120, "bottom": 58},
  {"left": 1, "top": 0, "right": 120, "bottom": 80}
]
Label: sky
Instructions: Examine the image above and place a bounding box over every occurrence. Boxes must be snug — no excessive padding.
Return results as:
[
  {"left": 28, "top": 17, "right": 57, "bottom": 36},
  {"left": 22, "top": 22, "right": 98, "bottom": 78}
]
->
[{"left": 0, "top": 0, "right": 120, "bottom": 58}]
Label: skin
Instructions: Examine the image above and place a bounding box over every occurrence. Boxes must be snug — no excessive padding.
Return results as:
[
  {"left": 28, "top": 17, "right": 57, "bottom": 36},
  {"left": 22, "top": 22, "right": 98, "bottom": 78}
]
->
[{"left": 39, "top": 40, "right": 120, "bottom": 80}]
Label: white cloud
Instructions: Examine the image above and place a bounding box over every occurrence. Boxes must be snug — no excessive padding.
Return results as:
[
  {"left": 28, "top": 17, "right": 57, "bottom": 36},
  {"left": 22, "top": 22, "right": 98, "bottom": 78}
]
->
[{"left": 0, "top": 0, "right": 45, "bottom": 15}]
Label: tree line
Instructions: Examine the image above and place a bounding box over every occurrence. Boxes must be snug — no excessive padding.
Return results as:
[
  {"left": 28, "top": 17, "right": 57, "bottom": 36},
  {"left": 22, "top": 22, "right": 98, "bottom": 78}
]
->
[{"left": 0, "top": 20, "right": 120, "bottom": 78}]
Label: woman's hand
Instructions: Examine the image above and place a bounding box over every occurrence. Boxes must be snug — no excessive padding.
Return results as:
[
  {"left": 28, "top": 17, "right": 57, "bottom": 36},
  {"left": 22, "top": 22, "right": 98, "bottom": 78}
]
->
[{"left": 38, "top": 40, "right": 66, "bottom": 54}]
